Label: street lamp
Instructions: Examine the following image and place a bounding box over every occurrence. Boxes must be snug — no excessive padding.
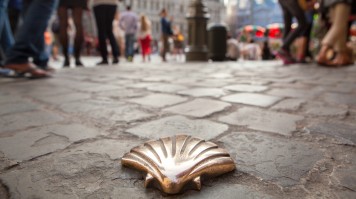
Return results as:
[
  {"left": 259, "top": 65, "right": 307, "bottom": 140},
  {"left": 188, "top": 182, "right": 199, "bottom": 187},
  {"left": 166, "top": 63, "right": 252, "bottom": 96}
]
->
[{"left": 185, "top": 0, "right": 210, "bottom": 61}]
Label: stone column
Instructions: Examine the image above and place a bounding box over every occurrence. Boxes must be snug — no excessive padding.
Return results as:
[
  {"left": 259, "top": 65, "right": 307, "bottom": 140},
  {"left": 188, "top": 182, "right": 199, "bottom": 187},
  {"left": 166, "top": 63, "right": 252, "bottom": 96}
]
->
[{"left": 185, "top": 0, "right": 210, "bottom": 61}]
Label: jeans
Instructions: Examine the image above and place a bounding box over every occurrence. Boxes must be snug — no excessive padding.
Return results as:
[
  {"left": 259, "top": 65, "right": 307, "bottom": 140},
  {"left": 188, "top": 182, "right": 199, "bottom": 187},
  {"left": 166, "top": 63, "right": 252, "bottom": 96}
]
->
[
  {"left": 5, "top": 0, "right": 58, "bottom": 68},
  {"left": 0, "top": 0, "right": 14, "bottom": 53},
  {"left": 94, "top": 5, "right": 120, "bottom": 61},
  {"left": 125, "top": 34, "right": 135, "bottom": 58},
  {"left": 278, "top": 0, "right": 307, "bottom": 51}
]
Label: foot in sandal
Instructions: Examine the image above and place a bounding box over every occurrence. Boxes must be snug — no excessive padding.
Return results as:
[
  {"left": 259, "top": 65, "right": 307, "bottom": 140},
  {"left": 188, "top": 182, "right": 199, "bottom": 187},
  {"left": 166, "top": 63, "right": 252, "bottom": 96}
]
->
[{"left": 4, "top": 62, "right": 52, "bottom": 79}]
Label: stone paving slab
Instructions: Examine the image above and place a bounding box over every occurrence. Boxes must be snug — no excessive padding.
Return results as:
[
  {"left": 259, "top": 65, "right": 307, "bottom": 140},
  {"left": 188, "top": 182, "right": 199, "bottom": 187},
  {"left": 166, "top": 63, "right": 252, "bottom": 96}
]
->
[
  {"left": 221, "top": 93, "right": 282, "bottom": 107},
  {"left": 267, "top": 88, "right": 321, "bottom": 99},
  {"left": 0, "top": 101, "right": 40, "bottom": 116},
  {"left": 219, "top": 132, "right": 324, "bottom": 187},
  {"left": 178, "top": 88, "right": 227, "bottom": 98},
  {"left": 219, "top": 107, "right": 303, "bottom": 136},
  {"left": 164, "top": 99, "right": 231, "bottom": 118},
  {"left": 0, "top": 124, "right": 101, "bottom": 162},
  {"left": 305, "top": 122, "right": 356, "bottom": 146},
  {"left": 303, "top": 102, "right": 348, "bottom": 117},
  {"left": 330, "top": 154, "right": 356, "bottom": 192},
  {"left": 128, "top": 93, "right": 188, "bottom": 108},
  {"left": 271, "top": 98, "right": 306, "bottom": 111},
  {"left": 126, "top": 115, "right": 229, "bottom": 140},
  {"left": 0, "top": 111, "right": 63, "bottom": 133},
  {"left": 0, "top": 139, "right": 144, "bottom": 199},
  {"left": 223, "top": 84, "right": 268, "bottom": 92}
]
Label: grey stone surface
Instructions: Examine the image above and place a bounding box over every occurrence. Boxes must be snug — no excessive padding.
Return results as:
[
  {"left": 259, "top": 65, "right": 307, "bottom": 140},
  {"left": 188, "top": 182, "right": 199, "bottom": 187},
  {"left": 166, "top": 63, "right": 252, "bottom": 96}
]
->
[
  {"left": 129, "top": 94, "right": 188, "bottom": 108},
  {"left": 178, "top": 88, "right": 227, "bottom": 97},
  {"left": 0, "top": 94, "right": 23, "bottom": 104},
  {"left": 38, "top": 92, "right": 91, "bottom": 105},
  {"left": 0, "top": 101, "right": 40, "bottom": 116},
  {"left": 224, "top": 84, "right": 268, "bottom": 92},
  {"left": 271, "top": 99, "right": 306, "bottom": 111},
  {"left": 126, "top": 115, "right": 229, "bottom": 140},
  {"left": 323, "top": 93, "right": 356, "bottom": 106},
  {"left": 220, "top": 132, "right": 323, "bottom": 187},
  {"left": 0, "top": 59, "right": 355, "bottom": 198},
  {"left": 305, "top": 123, "right": 356, "bottom": 146},
  {"left": 219, "top": 107, "right": 303, "bottom": 136},
  {"left": 87, "top": 105, "right": 154, "bottom": 123},
  {"left": 304, "top": 102, "right": 348, "bottom": 117},
  {"left": 146, "top": 83, "right": 188, "bottom": 93},
  {"left": 164, "top": 99, "right": 231, "bottom": 118},
  {"left": 221, "top": 93, "right": 282, "bottom": 107},
  {"left": 330, "top": 154, "right": 356, "bottom": 192},
  {"left": 0, "top": 111, "right": 63, "bottom": 133},
  {"left": 0, "top": 124, "right": 101, "bottom": 161},
  {"left": 267, "top": 88, "right": 320, "bottom": 99},
  {"left": 0, "top": 139, "right": 146, "bottom": 199},
  {"left": 183, "top": 183, "right": 274, "bottom": 199}
]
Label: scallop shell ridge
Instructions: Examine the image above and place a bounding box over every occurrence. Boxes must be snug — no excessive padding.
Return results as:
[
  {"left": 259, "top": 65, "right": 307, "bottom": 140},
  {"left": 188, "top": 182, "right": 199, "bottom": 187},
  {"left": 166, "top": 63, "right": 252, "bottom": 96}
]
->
[{"left": 121, "top": 135, "right": 236, "bottom": 194}]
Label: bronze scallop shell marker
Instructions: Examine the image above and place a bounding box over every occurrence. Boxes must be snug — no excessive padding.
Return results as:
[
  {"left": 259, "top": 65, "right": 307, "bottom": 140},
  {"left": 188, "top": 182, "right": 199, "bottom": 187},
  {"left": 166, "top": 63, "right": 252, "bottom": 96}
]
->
[{"left": 121, "top": 135, "right": 236, "bottom": 194}]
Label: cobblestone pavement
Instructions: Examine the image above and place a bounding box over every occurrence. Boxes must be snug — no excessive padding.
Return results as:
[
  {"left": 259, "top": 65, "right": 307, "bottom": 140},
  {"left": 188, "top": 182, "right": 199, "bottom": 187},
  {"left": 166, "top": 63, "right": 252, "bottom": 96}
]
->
[{"left": 0, "top": 58, "right": 356, "bottom": 199}]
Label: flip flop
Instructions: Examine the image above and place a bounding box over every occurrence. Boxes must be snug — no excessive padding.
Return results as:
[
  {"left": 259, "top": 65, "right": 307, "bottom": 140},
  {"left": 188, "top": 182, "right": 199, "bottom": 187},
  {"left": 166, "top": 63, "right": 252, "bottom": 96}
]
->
[{"left": 4, "top": 63, "right": 52, "bottom": 79}]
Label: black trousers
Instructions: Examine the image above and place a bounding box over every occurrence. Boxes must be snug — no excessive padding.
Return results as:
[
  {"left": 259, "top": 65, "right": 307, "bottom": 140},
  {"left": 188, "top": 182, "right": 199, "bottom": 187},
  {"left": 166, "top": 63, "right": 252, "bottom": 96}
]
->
[
  {"left": 93, "top": 5, "right": 119, "bottom": 60},
  {"left": 278, "top": 0, "right": 307, "bottom": 51}
]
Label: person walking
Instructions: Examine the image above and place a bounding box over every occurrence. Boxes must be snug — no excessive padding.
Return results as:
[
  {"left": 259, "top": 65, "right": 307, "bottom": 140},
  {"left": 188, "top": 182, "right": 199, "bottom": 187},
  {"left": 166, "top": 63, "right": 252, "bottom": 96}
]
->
[
  {"left": 92, "top": 0, "right": 120, "bottom": 65},
  {"left": 58, "top": 0, "right": 87, "bottom": 67},
  {"left": 160, "top": 8, "right": 173, "bottom": 62},
  {"left": 119, "top": 5, "right": 138, "bottom": 62},
  {"left": 317, "top": 0, "right": 355, "bottom": 66},
  {"left": 138, "top": 15, "right": 152, "bottom": 62},
  {"left": 276, "top": 0, "right": 308, "bottom": 65},
  {"left": 2, "top": 0, "right": 58, "bottom": 79}
]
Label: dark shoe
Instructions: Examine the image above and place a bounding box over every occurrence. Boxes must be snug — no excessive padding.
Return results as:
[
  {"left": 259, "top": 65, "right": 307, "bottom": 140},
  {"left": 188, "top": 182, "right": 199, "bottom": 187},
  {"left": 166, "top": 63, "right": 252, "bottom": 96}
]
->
[
  {"left": 63, "top": 59, "right": 70, "bottom": 67},
  {"left": 97, "top": 60, "right": 109, "bottom": 66},
  {"left": 75, "top": 60, "right": 84, "bottom": 67},
  {"left": 112, "top": 58, "right": 119, "bottom": 64},
  {"left": 4, "top": 63, "right": 51, "bottom": 79}
]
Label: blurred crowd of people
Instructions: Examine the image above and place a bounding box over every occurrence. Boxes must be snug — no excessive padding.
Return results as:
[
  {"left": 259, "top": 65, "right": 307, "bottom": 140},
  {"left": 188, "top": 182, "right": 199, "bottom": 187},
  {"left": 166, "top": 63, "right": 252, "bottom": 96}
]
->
[
  {"left": 0, "top": 0, "right": 355, "bottom": 79},
  {"left": 227, "top": 0, "right": 356, "bottom": 66},
  {"left": 0, "top": 0, "right": 185, "bottom": 79}
]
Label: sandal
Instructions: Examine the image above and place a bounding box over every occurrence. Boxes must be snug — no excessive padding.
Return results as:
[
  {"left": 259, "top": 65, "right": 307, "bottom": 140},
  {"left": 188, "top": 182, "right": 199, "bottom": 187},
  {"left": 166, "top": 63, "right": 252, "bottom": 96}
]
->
[
  {"left": 4, "top": 63, "right": 51, "bottom": 79},
  {"left": 330, "top": 50, "right": 353, "bottom": 67}
]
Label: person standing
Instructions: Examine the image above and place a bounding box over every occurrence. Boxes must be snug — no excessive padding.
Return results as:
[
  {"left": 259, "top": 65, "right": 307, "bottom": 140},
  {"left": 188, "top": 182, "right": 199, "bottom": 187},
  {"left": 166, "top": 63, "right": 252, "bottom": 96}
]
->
[
  {"left": 172, "top": 25, "right": 184, "bottom": 61},
  {"left": 58, "top": 0, "right": 87, "bottom": 67},
  {"left": 92, "top": 0, "right": 120, "bottom": 65},
  {"left": 276, "top": 0, "right": 308, "bottom": 65},
  {"left": 119, "top": 5, "right": 138, "bottom": 62},
  {"left": 138, "top": 15, "right": 152, "bottom": 62},
  {"left": 160, "top": 8, "right": 173, "bottom": 62},
  {"left": 3, "top": 0, "right": 58, "bottom": 79}
]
